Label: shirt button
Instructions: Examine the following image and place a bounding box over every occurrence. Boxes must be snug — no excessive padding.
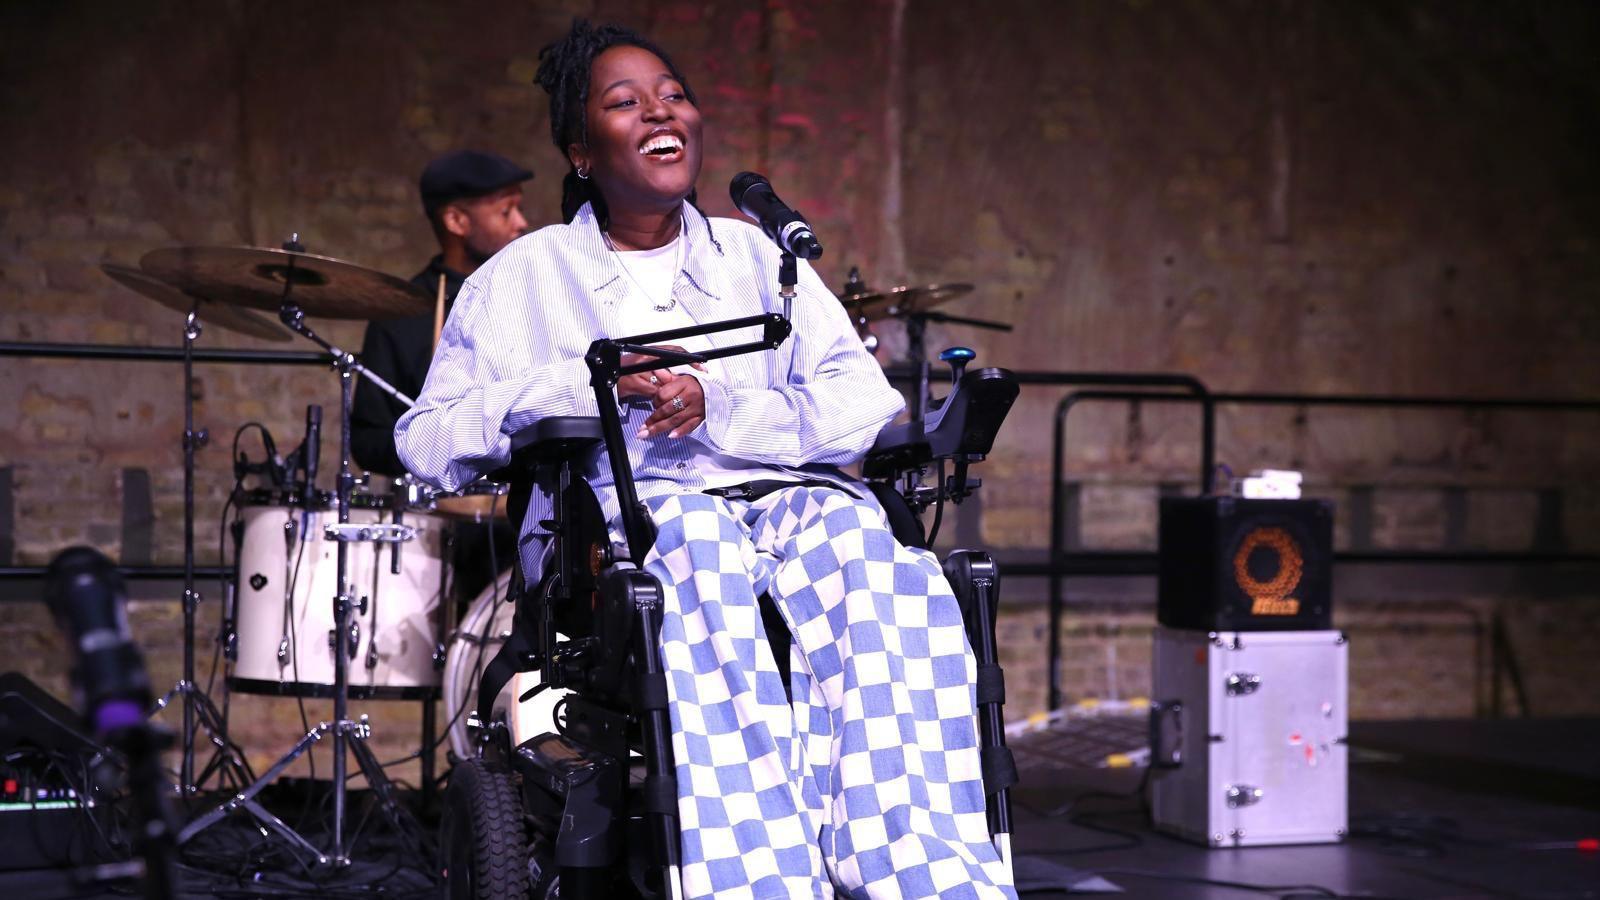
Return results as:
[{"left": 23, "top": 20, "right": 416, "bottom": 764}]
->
[{"left": 675, "top": 462, "right": 688, "bottom": 470}]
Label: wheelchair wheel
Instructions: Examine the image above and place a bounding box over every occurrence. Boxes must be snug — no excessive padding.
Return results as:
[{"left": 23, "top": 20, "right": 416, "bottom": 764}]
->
[{"left": 441, "top": 757, "right": 531, "bottom": 900}]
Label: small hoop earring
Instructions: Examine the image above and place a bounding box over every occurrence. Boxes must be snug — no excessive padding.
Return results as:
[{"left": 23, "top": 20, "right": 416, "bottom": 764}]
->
[{"left": 576, "top": 167, "right": 590, "bottom": 180}]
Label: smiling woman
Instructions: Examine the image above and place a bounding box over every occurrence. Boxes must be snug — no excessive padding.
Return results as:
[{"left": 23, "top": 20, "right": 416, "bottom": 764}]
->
[{"left": 396, "top": 18, "right": 1016, "bottom": 900}]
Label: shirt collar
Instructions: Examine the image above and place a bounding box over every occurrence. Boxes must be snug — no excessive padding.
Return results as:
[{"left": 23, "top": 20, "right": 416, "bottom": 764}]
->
[{"left": 575, "top": 201, "right": 725, "bottom": 304}]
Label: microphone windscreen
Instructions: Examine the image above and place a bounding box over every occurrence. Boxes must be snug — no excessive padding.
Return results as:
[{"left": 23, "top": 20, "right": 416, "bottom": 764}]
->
[{"left": 729, "top": 171, "right": 766, "bottom": 207}]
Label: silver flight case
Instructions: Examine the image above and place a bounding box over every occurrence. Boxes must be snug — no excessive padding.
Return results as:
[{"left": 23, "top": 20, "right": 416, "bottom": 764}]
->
[{"left": 1150, "top": 627, "right": 1348, "bottom": 847}]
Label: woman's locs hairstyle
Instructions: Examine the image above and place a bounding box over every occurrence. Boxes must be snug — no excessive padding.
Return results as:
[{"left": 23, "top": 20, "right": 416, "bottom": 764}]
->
[{"left": 534, "top": 20, "right": 700, "bottom": 226}]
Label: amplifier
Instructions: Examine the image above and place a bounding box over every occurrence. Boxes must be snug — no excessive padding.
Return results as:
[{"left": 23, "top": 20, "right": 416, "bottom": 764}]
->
[
  {"left": 1158, "top": 497, "right": 1334, "bottom": 632},
  {"left": 0, "top": 673, "right": 110, "bottom": 870}
]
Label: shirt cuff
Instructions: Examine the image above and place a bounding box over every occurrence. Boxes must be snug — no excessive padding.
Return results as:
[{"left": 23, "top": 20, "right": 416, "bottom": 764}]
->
[
  {"left": 496, "top": 356, "right": 599, "bottom": 437},
  {"left": 690, "top": 371, "right": 730, "bottom": 446}
]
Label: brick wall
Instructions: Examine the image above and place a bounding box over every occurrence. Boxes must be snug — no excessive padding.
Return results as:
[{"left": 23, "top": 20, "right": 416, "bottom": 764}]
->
[{"left": 2, "top": 1, "right": 1598, "bottom": 779}]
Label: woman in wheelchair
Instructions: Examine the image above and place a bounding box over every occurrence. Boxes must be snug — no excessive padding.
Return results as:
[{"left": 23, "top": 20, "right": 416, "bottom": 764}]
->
[{"left": 396, "top": 20, "right": 1015, "bottom": 900}]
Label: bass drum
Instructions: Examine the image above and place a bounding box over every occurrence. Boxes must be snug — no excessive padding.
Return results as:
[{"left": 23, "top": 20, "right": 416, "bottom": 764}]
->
[{"left": 443, "top": 571, "right": 571, "bottom": 760}]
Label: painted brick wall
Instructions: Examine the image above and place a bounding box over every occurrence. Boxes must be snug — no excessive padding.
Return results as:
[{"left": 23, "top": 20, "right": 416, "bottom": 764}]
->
[{"left": 1, "top": 1, "right": 1597, "bottom": 778}]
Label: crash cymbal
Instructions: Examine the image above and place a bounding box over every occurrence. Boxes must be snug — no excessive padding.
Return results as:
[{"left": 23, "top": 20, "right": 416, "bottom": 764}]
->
[
  {"left": 101, "top": 263, "right": 291, "bottom": 342},
  {"left": 837, "top": 282, "right": 975, "bottom": 322},
  {"left": 139, "top": 246, "right": 430, "bottom": 321}
]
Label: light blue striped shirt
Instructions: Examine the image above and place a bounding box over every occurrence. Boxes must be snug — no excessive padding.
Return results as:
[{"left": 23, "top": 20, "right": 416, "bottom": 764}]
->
[{"left": 394, "top": 202, "right": 904, "bottom": 578}]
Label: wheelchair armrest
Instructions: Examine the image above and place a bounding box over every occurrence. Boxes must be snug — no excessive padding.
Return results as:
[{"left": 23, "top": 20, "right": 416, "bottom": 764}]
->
[
  {"left": 861, "top": 421, "right": 931, "bottom": 479},
  {"left": 512, "top": 415, "right": 603, "bottom": 461},
  {"left": 489, "top": 416, "right": 604, "bottom": 484},
  {"left": 862, "top": 367, "right": 1019, "bottom": 479}
]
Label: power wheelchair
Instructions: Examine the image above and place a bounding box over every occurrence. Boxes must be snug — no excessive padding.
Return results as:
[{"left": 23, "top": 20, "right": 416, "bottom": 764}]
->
[{"left": 440, "top": 317, "right": 1022, "bottom": 899}]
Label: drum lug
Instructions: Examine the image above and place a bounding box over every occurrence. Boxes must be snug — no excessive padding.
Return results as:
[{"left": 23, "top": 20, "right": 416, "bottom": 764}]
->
[
  {"left": 356, "top": 594, "right": 369, "bottom": 616},
  {"left": 348, "top": 622, "right": 360, "bottom": 659},
  {"left": 432, "top": 643, "right": 448, "bottom": 670},
  {"left": 277, "top": 636, "right": 291, "bottom": 664}
]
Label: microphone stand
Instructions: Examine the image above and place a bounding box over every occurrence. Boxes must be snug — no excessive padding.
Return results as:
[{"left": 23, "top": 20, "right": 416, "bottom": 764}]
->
[{"left": 562, "top": 251, "right": 794, "bottom": 899}]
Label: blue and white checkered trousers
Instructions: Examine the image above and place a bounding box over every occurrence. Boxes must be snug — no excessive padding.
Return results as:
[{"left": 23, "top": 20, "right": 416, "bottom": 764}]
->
[{"left": 641, "top": 485, "right": 1016, "bottom": 899}]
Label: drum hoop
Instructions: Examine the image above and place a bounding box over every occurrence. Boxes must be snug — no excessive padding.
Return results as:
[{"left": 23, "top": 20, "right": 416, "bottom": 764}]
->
[{"left": 226, "top": 676, "right": 440, "bottom": 701}]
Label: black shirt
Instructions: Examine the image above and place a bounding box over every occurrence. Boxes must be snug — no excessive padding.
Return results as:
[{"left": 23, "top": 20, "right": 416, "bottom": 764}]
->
[{"left": 351, "top": 256, "right": 467, "bottom": 477}]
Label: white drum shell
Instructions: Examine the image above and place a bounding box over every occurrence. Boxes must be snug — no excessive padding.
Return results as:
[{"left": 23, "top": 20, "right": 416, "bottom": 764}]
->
[{"left": 232, "top": 503, "right": 446, "bottom": 694}]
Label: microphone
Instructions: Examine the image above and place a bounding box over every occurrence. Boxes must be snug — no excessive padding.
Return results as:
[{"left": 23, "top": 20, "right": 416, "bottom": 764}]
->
[
  {"left": 43, "top": 547, "right": 151, "bottom": 738},
  {"left": 301, "top": 404, "right": 322, "bottom": 513},
  {"left": 44, "top": 547, "right": 178, "bottom": 899},
  {"left": 729, "top": 172, "right": 823, "bottom": 260}
]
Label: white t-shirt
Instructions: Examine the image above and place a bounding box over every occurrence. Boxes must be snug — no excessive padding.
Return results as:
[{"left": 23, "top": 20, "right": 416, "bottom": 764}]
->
[{"left": 614, "top": 238, "right": 802, "bottom": 491}]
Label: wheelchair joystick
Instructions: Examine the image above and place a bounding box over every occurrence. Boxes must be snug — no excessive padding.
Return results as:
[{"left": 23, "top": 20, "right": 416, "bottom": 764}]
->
[{"left": 939, "top": 346, "right": 976, "bottom": 387}]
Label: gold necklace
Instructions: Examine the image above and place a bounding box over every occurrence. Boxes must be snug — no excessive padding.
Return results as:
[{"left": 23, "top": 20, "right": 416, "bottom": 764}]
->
[{"left": 603, "top": 213, "right": 685, "bottom": 313}]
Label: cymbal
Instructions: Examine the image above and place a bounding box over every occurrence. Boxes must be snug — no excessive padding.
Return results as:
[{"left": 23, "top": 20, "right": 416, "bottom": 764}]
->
[
  {"left": 101, "top": 263, "right": 291, "bottom": 342},
  {"left": 837, "top": 283, "right": 975, "bottom": 322},
  {"left": 139, "top": 246, "right": 430, "bottom": 321}
]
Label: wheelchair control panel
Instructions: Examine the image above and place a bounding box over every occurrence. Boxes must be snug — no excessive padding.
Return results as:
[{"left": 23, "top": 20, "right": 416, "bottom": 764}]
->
[{"left": 863, "top": 348, "right": 1020, "bottom": 515}]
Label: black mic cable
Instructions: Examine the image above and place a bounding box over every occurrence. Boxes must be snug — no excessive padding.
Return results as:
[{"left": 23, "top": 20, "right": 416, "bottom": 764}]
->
[{"left": 300, "top": 404, "right": 322, "bottom": 538}]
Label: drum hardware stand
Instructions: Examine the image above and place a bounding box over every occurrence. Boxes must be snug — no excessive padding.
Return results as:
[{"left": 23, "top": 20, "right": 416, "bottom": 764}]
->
[
  {"left": 156, "top": 303, "right": 255, "bottom": 796},
  {"left": 177, "top": 238, "right": 429, "bottom": 867}
]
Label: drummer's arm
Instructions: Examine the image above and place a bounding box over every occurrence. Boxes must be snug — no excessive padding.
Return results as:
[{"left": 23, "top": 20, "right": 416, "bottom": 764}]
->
[{"left": 396, "top": 284, "right": 601, "bottom": 492}]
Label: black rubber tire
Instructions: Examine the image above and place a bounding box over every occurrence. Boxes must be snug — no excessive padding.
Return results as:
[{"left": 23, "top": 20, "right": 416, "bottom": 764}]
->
[{"left": 441, "top": 757, "right": 531, "bottom": 900}]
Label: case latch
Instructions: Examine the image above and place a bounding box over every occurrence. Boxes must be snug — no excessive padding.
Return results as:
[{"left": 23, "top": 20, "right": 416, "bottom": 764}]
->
[
  {"left": 1225, "top": 672, "right": 1261, "bottom": 696},
  {"left": 1225, "top": 784, "right": 1263, "bottom": 808}
]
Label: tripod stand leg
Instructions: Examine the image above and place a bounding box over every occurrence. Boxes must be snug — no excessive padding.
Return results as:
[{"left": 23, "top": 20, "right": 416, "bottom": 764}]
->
[
  {"left": 236, "top": 797, "right": 329, "bottom": 866},
  {"left": 177, "top": 721, "right": 330, "bottom": 855},
  {"left": 153, "top": 681, "right": 255, "bottom": 790},
  {"left": 342, "top": 718, "right": 433, "bottom": 859},
  {"left": 189, "top": 686, "right": 256, "bottom": 785}
]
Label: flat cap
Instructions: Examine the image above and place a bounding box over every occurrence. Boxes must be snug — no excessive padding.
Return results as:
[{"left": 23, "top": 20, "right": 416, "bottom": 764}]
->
[{"left": 419, "top": 150, "right": 533, "bottom": 214}]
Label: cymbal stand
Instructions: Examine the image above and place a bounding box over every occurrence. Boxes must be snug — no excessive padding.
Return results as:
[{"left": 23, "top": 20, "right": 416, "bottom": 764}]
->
[
  {"left": 177, "top": 248, "right": 428, "bottom": 866},
  {"left": 153, "top": 303, "right": 254, "bottom": 796}
]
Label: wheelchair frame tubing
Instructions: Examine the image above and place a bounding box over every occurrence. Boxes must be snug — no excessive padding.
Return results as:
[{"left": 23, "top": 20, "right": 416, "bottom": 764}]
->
[
  {"left": 628, "top": 569, "right": 683, "bottom": 892},
  {"left": 944, "top": 551, "right": 1015, "bottom": 853}
]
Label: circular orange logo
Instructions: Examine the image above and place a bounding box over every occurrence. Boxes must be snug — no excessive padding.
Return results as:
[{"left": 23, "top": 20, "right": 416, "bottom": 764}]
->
[{"left": 1233, "top": 526, "right": 1303, "bottom": 602}]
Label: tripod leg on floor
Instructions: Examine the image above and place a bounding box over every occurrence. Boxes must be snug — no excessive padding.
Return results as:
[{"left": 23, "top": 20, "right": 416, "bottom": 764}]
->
[
  {"left": 343, "top": 717, "right": 434, "bottom": 860},
  {"left": 177, "top": 721, "right": 330, "bottom": 857}
]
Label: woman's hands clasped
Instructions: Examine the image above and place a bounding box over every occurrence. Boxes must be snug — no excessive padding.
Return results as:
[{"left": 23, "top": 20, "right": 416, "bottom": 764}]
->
[{"left": 617, "top": 345, "right": 708, "bottom": 439}]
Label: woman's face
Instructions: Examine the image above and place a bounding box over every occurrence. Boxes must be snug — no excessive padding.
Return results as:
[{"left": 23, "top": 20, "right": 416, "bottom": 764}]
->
[{"left": 572, "top": 45, "right": 703, "bottom": 218}]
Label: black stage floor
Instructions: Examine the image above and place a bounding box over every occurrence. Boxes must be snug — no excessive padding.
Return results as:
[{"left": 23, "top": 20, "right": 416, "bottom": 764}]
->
[
  {"left": 1010, "top": 717, "right": 1600, "bottom": 899},
  {"left": 3, "top": 717, "right": 1596, "bottom": 898}
]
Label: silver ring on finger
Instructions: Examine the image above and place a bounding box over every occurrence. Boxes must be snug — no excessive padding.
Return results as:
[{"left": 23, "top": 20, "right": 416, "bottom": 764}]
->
[
  {"left": 671, "top": 395, "right": 686, "bottom": 411},
  {"left": 648, "top": 374, "right": 660, "bottom": 386}
]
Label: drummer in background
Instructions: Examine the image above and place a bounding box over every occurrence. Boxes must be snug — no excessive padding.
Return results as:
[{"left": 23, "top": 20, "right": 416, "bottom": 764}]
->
[{"left": 351, "top": 149, "right": 533, "bottom": 599}]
